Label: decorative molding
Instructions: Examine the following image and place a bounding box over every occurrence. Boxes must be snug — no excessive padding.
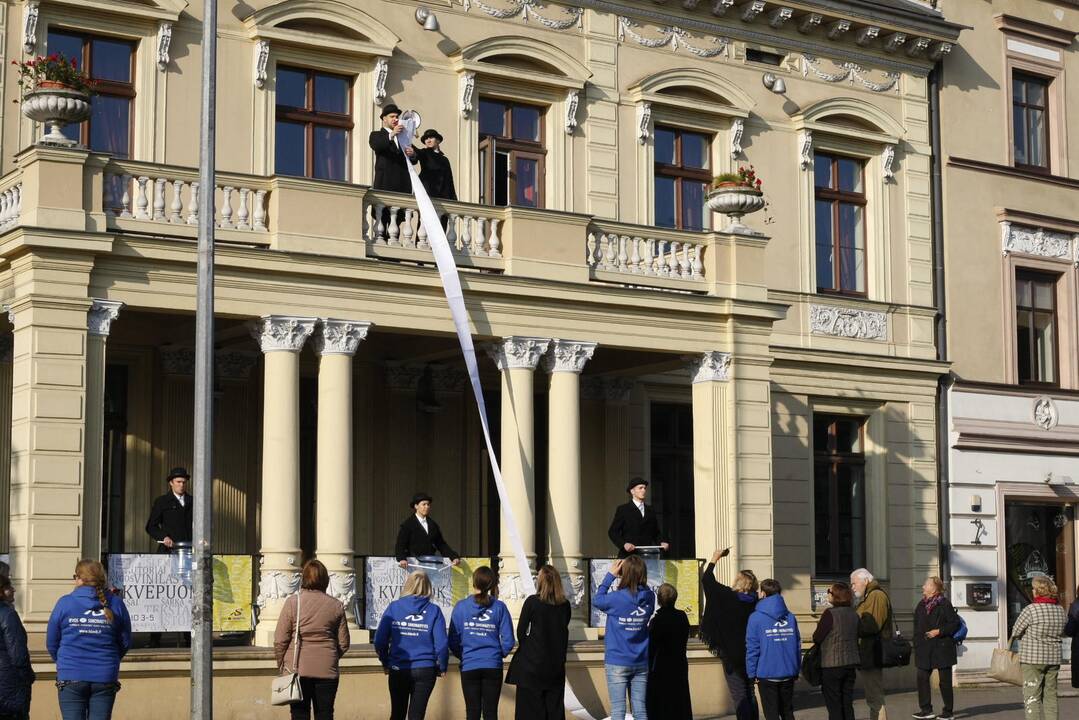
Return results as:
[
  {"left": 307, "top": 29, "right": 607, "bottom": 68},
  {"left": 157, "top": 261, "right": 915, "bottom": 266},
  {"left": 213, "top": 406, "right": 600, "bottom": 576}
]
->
[
  {"left": 1000, "top": 221, "right": 1074, "bottom": 261},
  {"left": 159, "top": 346, "right": 195, "bottom": 376},
  {"left": 827, "top": 20, "right": 851, "bottom": 41},
  {"left": 801, "top": 55, "right": 900, "bottom": 93},
  {"left": 686, "top": 351, "right": 732, "bottom": 383},
  {"left": 565, "top": 89, "right": 580, "bottom": 134},
  {"left": 543, "top": 340, "right": 597, "bottom": 374},
  {"left": 373, "top": 58, "right": 389, "bottom": 106},
  {"left": 637, "top": 102, "right": 652, "bottom": 145},
  {"left": 906, "top": 37, "right": 931, "bottom": 57},
  {"left": 463, "top": 0, "right": 584, "bottom": 30},
  {"left": 581, "top": 376, "right": 634, "bottom": 401},
  {"left": 710, "top": 0, "right": 735, "bottom": 16},
  {"left": 799, "top": 129, "right": 813, "bottom": 170},
  {"left": 809, "top": 304, "right": 888, "bottom": 341},
  {"left": 87, "top": 299, "right": 123, "bottom": 337},
  {"left": 249, "top": 315, "right": 317, "bottom": 353},
  {"left": 856, "top": 26, "right": 880, "bottom": 46},
  {"left": 486, "top": 336, "right": 551, "bottom": 371},
  {"left": 929, "top": 41, "right": 952, "bottom": 61},
  {"left": 798, "top": 13, "right": 823, "bottom": 34},
  {"left": 157, "top": 22, "right": 173, "bottom": 71},
  {"left": 23, "top": 1, "right": 39, "bottom": 55},
  {"left": 562, "top": 573, "right": 587, "bottom": 608},
  {"left": 215, "top": 351, "right": 259, "bottom": 380},
  {"left": 682, "top": 0, "right": 703, "bottom": 9},
  {"left": 383, "top": 363, "right": 422, "bottom": 390},
  {"left": 428, "top": 365, "right": 468, "bottom": 392},
  {"left": 254, "top": 40, "right": 270, "bottom": 89},
  {"left": 460, "top": 71, "right": 476, "bottom": 118},
  {"left": 327, "top": 571, "right": 357, "bottom": 607},
  {"left": 256, "top": 570, "right": 301, "bottom": 609},
  {"left": 730, "top": 117, "right": 744, "bottom": 158},
  {"left": 313, "top": 318, "right": 371, "bottom": 356},
  {"left": 1032, "top": 396, "right": 1059, "bottom": 431},
  {"left": 618, "top": 17, "right": 730, "bottom": 57},
  {"left": 883, "top": 32, "right": 906, "bottom": 53},
  {"left": 740, "top": 1, "right": 765, "bottom": 23},
  {"left": 768, "top": 7, "right": 792, "bottom": 28},
  {"left": 882, "top": 144, "right": 896, "bottom": 181}
]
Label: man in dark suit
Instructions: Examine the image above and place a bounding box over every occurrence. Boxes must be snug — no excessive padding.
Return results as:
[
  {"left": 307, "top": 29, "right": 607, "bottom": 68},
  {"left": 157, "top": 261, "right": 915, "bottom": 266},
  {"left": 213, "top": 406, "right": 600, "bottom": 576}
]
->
[
  {"left": 369, "top": 103, "right": 417, "bottom": 193},
  {"left": 608, "top": 478, "right": 669, "bottom": 558},
  {"left": 416, "top": 128, "right": 457, "bottom": 200},
  {"left": 395, "top": 493, "right": 460, "bottom": 568},
  {"left": 145, "top": 466, "right": 193, "bottom": 554}
]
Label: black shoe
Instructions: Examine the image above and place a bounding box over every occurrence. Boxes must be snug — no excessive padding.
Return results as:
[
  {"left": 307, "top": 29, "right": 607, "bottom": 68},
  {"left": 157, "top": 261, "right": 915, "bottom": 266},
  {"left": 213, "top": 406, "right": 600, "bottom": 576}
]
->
[{"left": 912, "top": 713, "right": 937, "bottom": 720}]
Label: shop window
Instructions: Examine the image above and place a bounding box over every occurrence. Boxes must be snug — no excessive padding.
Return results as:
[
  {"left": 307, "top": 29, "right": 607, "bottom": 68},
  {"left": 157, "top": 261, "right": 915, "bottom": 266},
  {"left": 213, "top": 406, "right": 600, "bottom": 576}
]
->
[
  {"left": 814, "top": 153, "right": 867, "bottom": 296},
  {"left": 653, "top": 126, "right": 711, "bottom": 231},
  {"left": 47, "top": 30, "right": 136, "bottom": 157},
  {"left": 478, "top": 98, "right": 546, "bottom": 208},
  {"left": 1015, "top": 270, "right": 1058, "bottom": 386},
  {"left": 275, "top": 66, "right": 353, "bottom": 182},
  {"left": 813, "top": 414, "right": 867, "bottom": 577},
  {"left": 1012, "top": 71, "right": 1051, "bottom": 172}
]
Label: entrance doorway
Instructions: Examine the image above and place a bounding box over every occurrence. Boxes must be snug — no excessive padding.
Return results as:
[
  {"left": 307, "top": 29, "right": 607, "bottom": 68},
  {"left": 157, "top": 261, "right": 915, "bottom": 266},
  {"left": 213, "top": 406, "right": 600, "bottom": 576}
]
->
[
  {"left": 1004, "top": 499, "right": 1077, "bottom": 634},
  {"left": 650, "top": 402, "right": 695, "bottom": 559}
]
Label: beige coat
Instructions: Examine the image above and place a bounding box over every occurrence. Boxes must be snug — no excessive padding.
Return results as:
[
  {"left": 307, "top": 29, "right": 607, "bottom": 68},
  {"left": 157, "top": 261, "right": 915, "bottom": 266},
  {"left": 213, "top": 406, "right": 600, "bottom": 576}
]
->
[{"left": 274, "top": 590, "right": 350, "bottom": 679}]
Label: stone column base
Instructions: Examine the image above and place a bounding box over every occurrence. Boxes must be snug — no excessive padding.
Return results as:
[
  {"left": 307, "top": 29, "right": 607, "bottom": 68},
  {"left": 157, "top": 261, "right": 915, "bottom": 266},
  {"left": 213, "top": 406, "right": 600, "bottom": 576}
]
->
[{"left": 253, "top": 564, "right": 301, "bottom": 647}]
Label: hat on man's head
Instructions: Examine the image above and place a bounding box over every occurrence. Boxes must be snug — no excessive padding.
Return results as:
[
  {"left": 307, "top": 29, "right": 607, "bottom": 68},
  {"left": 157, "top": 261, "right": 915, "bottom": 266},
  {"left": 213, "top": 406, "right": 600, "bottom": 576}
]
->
[
  {"left": 420, "top": 128, "right": 443, "bottom": 143},
  {"left": 380, "top": 103, "right": 403, "bottom": 118},
  {"left": 167, "top": 466, "right": 191, "bottom": 481},
  {"left": 410, "top": 492, "right": 434, "bottom": 508},
  {"left": 626, "top": 477, "right": 649, "bottom": 492}
]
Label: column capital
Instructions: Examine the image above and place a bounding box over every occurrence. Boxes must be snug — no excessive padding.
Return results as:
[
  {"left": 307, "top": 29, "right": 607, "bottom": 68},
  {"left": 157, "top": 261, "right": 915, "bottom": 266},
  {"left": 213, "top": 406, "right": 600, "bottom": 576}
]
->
[
  {"left": 581, "top": 376, "right": 634, "bottom": 402},
  {"left": 87, "top": 299, "right": 124, "bottom": 337},
  {"left": 249, "top": 315, "right": 317, "bottom": 353},
  {"left": 313, "top": 318, "right": 372, "bottom": 356},
  {"left": 542, "top": 339, "right": 597, "bottom": 374},
  {"left": 486, "top": 336, "right": 551, "bottom": 371},
  {"left": 686, "top": 351, "right": 732, "bottom": 383}
]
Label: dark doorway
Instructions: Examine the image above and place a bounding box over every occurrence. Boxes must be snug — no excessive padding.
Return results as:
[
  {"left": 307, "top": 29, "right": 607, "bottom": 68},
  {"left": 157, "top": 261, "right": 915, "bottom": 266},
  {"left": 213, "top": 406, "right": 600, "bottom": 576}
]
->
[
  {"left": 649, "top": 402, "right": 695, "bottom": 559},
  {"left": 1004, "top": 500, "right": 1076, "bottom": 635},
  {"left": 102, "top": 364, "right": 129, "bottom": 554}
]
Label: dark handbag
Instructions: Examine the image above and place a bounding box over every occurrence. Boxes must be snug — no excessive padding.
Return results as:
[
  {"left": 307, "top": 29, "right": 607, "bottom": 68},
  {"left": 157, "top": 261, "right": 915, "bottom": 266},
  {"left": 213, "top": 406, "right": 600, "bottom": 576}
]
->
[
  {"left": 801, "top": 644, "right": 823, "bottom": 687},
  {"left": 879, "top": 603, "right": 912, "bottom": 668}
]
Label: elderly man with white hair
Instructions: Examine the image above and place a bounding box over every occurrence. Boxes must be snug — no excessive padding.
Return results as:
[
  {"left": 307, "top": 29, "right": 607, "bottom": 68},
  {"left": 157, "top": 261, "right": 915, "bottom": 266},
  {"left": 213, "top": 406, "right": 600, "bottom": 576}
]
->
[{"left": 851, "top": 568, "right": 892, "bottom": 720}]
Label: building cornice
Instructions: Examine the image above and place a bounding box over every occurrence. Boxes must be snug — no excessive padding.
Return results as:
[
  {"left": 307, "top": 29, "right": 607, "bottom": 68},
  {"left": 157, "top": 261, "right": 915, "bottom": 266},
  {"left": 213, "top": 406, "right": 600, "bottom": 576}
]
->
[
  {"left": 993, "top": 14, "right": 1078, "bottom": 47},
  {"left": 948, "top": 157, "right": 1079, "bottom": 190}
]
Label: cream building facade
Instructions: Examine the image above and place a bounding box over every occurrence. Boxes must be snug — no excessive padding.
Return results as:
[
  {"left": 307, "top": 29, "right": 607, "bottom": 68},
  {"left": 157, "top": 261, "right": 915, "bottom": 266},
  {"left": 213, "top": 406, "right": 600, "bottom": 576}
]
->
[{"left": 0, "top": 0, "right": 962, "bottom": 717}]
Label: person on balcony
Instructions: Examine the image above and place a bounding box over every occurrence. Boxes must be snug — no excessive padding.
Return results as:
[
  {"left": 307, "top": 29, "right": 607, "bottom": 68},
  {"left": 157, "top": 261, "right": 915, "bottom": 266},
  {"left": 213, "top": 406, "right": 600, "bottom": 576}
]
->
[
  {"left": 145, "top": 466, "right": 193, "bottom": 554},
  {"left": 607, "top": 478, "right": 669, "bottom": 559},
  {"left": 416, "top": 129, "right": 457, "bottom": 201},
  {"left": 369, "top": 103, "right": 417, "bottom": 194},
  {"left": 394, "top": 493, "right": 460, "bottom": 569}
]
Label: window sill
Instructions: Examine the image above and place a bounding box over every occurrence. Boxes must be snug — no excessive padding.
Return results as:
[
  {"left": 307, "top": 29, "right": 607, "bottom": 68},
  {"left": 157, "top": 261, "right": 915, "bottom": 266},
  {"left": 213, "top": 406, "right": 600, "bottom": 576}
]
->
[{"left": 948, "top": 156, "right": 1079, "bottom": 189}]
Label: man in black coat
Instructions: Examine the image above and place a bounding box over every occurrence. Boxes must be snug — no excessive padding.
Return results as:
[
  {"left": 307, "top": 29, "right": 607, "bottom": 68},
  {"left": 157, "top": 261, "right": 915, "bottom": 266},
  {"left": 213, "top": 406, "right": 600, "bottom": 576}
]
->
[
  {"left": 608, "top": 478, "right": 669, "bottom": 558},
  {"left": 395, "top": 493, "right": 460, "bottom": 568},
  {"left": 369, "top": 103, "right": 417, "bottom": 193},
  {"left": 416, "top": 128, "right": 457, "bottom": 200},
  {"left": 145, "top": 466, "right": 193, "bottom": 554}
]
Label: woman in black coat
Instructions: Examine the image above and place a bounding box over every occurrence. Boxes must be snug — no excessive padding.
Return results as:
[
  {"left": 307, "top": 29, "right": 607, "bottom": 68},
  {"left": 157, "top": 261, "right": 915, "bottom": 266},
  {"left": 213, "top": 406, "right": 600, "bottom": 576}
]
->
[
  {"left": 506, "top": 566, "right": 571, "bottom": 720},
  {"left": 700, "top": 548, "right": 759, "bottom": 720},
  {"left": 1065, "top": 589, "right": 1079, "bottom": 689},
  {"left": 912, "top": 576, "right": 961, "bottom": 720},
  {"left": 0, "top": 572, "right": 35, "bottom": 720},
  {"left": 646, "top": 584, "right": 692, "bottom": 719}
]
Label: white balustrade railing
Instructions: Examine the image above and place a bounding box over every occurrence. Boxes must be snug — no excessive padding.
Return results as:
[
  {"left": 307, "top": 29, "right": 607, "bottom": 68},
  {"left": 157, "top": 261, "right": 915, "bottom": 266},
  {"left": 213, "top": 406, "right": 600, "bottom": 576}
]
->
[
  {"left": 0, "top": 182, "right": 22, "bottom": 230},
  {"left": 363, "top": 198, "right": 502, "bottom": 259},
  {"left": 586, "top": 228, "right": 705, "bottom": 282},
  {"left": 104, "top": 167, "right": 268, "bottom": 232}
]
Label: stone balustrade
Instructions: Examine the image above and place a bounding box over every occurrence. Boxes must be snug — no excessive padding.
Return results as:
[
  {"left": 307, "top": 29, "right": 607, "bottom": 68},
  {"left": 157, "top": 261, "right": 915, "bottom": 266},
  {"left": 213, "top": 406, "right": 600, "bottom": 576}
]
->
[
  {"left": 586, "top": 223, "right": 708, "bottom": 290},
  {"left": 0, "top": 175, "right": 22, "bottom": 231}
]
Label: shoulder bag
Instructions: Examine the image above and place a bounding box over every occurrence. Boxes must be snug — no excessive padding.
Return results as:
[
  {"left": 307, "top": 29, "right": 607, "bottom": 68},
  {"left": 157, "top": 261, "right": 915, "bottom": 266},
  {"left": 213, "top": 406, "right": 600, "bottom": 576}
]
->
[
  {"left": 988, "top": 637, "right": 1022, "bottom": 687},
  {"left": 271, "top": 591, "right": 304, "bottom": 705},
  {"left": 801, "top": 643, "right": 823, "bottom": 687},
  {"left": 878, "top": 593, "right": 912, "bottom": 668}
]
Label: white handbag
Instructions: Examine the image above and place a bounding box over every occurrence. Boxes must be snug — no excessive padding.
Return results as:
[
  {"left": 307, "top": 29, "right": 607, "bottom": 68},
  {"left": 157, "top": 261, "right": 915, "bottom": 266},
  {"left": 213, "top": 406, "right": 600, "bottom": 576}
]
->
[{"left": 270, "top": 591, "right": 303, "bottom": 705}]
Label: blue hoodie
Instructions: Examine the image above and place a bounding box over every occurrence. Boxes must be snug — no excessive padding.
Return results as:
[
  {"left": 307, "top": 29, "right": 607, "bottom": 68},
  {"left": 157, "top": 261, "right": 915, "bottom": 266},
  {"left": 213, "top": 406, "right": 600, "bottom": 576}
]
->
[
  {"left": 745, "top": 593, "right": 801, "bottom": 680},
  {"left": 449, "top": 596, "right": 515, "bottom": 671},
  {"left": 593, "top": 573, "right": 656, "bottom": 667},
  {"left": 374, "top": 594, "right": 449, "bottom": 673},
  {"left": 46, "top": 587, "right": 132, "bottom": 683}
]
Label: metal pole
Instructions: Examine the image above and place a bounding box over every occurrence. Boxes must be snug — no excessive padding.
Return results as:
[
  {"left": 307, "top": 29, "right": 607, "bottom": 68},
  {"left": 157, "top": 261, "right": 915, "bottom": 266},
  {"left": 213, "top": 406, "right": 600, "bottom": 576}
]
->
[{"left": 191, "top": 0, "right": 217, "bottom": 717}]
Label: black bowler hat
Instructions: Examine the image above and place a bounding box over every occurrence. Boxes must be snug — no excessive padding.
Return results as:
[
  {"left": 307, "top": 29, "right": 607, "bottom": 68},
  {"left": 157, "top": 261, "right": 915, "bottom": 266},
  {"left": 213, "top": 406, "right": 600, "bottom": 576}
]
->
[
  {"left": 420, "top": 128, "right": 443, "bottom": 143},
  {"left": 410, "top": 492, "right": 433, "bottom": 508},
  {"left": 626, "top": 477, "right": 649, "bottom": 492},
  {"left": 167, "top": 466, "right": 191, "bottom": 481},
  {"left": 380, "top": 103, "right": 403, "bottom": 118}
]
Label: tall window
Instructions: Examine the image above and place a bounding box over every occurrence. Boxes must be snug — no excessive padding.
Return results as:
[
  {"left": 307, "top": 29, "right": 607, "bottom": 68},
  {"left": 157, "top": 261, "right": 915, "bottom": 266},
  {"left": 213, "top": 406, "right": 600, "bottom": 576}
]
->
[
  {"left": 813, "top": 415, "right": 866, "bottom": 577},
  {"left": 1013, "top": 72, "right": 1050, "bottom": 171},
  {"left": 814, "top": 153, "right": 867, "bottom": 295},
  {"left": 275, "top": 66, "right": 352, "bottom": 182},
  {"left": 1016, "top": 271, "right": 1058, "bottom": 385},
  {"left": 478, "top": 99, "right": 545, "bottom": 208},
  {"left": 47, "top": 31, "right": 135, "bottom": 157},
  {"left": 654, "top": 126, "right": 710, "bottom": 231}
]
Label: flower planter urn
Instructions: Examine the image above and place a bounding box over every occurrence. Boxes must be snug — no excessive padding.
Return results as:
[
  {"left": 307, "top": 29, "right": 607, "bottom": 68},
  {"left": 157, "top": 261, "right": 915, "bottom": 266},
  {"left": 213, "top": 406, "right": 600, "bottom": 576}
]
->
[
  {"left": 706, "top": 185, "right": 766, "bottom": 235},
  {"left": 21, "top": 84, "right": 91, "bottom": 147}
]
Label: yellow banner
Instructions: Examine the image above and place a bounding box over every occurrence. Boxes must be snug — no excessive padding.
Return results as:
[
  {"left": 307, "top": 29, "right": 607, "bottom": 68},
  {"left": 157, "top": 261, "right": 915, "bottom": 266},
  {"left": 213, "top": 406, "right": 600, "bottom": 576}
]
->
[
  {"left": 451, "top": 557, "right": 494, "bottom": 603},
  {"left": 663, "top": 559, "right": 701, "bottom": 625},
  {"left": 212, "top": 555, "right": 253, "bottom": 631}
]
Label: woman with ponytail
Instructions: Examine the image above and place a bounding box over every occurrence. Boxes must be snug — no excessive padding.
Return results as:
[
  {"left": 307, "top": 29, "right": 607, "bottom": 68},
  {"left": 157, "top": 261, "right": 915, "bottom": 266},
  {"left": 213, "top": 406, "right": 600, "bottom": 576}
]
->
[
  {"left": 449, "top": 566, "right": 514, "bottom": 720},
  {"left": 46, "top": 559, "right": 132, "bottom": 720}
]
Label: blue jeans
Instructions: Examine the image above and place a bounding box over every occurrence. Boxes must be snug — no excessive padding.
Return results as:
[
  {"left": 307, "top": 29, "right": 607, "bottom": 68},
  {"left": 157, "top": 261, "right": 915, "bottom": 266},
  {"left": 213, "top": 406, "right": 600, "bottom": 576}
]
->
[
  {"left": 606, "top": 664, "right": 648, "bottom": 720},
  {"left": 56, "top": 681, "right": 119, "bottom": 720}
]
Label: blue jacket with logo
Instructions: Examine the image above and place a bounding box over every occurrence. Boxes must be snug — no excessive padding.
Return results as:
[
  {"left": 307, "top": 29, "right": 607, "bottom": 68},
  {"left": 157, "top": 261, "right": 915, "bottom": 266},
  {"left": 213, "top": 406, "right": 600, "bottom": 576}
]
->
[
  {"left": 593, "top": 572, "right": 655, "bottom": 667},
  {"left": 46, "top": 586, "right": 132, "bottom": 683},
  {"left": 449, "top": 596, "right": 515, "bottom": 671},
  {"left": 374, "top": 594, "right": 449, "bottom": 673},
  {"left": 745, "top": 593, "right": 801, "bottom": 680}
]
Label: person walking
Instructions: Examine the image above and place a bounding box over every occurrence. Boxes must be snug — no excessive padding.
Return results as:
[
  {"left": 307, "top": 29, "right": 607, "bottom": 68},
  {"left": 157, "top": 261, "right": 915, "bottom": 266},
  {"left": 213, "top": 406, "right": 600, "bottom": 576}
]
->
[
  {"left": 746, "top": 579, "right": 801, "bottom": 720},
  {"left": 46, "top": 560, "right": 132, "bottom": 720},
  {"left": 811, "top": 582, "right": 860, "bottom": 720},
  {"left": 645, "top": 583, "right": 692, "bottom": 720},
  {"left": 505, "top": 565, "right": 571, "bottom": 720},
  {"left": 1012, "top": 576, "right": 1066, "bottom": 720},
  {"left": 449, "top": 566, "right": 514, "bottom": 720},
  {"left": 374, "top": 570, "right": 448, "bottom": 720},
  {"left": 850, "top": 568, "right": 891, "bottom": 720},
  {"left": 1065, "top": 585, "right": 1079, "bottom": 690},
  {"left": 700, "top": 548, "right": 759, "bottom": 720},
  {"left": 273, "top": 560, "right": 350, "bottom": 720},
  {"left": 0, "top": 571, "right": 34, "bottom": 720},
  {"left": 912, "top": 576, "right": 960, "bottom": 720},
  {"left": 594, "top": 555, "right": 656, "bottom": 720}
]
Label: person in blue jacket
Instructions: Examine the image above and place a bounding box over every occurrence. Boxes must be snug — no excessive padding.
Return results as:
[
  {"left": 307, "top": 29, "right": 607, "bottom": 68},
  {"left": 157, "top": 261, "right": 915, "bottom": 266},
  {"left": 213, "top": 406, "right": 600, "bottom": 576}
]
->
[
  {"left": 449, "top": 566, "right": 515, "bottom": 720},
  {"left": 593, "top": 555, "right": 656, "bottom": 720},
  {"left": 374, "top": 570, "right": 449, "bottom": 720},
  {"left": 46, "top": 559, "right": 132, "bottom": 720},
  {"left": 745, "top": 578, "right": 801, "bottom": 720}
]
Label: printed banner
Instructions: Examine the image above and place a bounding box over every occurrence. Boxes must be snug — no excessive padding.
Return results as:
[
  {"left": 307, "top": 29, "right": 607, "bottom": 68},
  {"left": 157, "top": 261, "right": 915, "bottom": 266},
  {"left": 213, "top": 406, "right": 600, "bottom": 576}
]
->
[
  {"left": 364, "top": 556, "right": 490, "bottom": 629},
  {"left": 212, "top": 555, "right": 254, "bottom": 631},
  {"left": 589, "top": 558, "right": 701, "bottom": 628}
]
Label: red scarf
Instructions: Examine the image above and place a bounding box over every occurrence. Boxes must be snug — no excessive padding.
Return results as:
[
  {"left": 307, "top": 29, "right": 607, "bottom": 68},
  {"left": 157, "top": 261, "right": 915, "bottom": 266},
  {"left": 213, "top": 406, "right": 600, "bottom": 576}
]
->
[{"left": 1033, "top": 596, "right": 1058, "bottom": 605}]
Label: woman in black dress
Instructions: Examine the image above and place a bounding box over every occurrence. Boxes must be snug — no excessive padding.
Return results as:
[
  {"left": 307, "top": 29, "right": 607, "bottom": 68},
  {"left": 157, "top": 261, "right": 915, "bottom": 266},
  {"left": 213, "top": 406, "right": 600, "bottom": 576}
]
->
[
  {"left": 505, "top": 565, "right": 571, "bottom": 720},
  {"left": 645, "top": 583, "right": 692, "bottom": 719}
]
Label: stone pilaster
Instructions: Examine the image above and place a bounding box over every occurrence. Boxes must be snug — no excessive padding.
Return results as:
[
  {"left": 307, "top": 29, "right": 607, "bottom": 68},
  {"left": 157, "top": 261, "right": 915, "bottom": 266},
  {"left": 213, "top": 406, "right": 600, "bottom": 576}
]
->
[{"left": 82, "top": 300, "right": 122, "bottom": 559}]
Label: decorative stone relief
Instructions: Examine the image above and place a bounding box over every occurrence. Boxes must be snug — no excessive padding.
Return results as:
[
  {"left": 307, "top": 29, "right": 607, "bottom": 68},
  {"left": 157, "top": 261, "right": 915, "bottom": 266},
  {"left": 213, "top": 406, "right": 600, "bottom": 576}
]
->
[
  {"left": 768, "top": 8, "right": 793, "bottom": 28},
  {"left": 710, "top": 0, "right": 734, "bottom": 16},
  {"left": 249, "top": 315, "right": 316, "bottom": 353},
  {"left": 384, "top": 363, "right": 423, "bottom": 390},
  {"left": 463, "top": 0, "right": 583, "bottom": 30},
  {"left": 581, "top": 376, "right": 634, "bottom": 402},
  {"left": 929, "top": 42, "right": 952, "bottom": 61},
  {"left": 906, "top": 37, "right": 931, "bottom": 57},
  {"left": 798, "top": 13, "right": 823, "bottom": 34},
  {"left": 486, "top": 336, "right": 551, "bottom": 371},
  {"left": 801, "top": 55, "right": 900, "bottom": 93},
  {"left": 686, "top": 351, "right": 732, "bottom": 383},
  {"left": 87, "top": 299, "right": 123, "bottom": 337},
  {"left": 157, "top": 22, "right": 173, "bottom": 71},
  {"left": 617, "top": 17, "right": 730, "bottom": 57},
  {"left": 256, "top": 569, "right": 301, "bottom": 608},
  {"left": 543, "top": 340, "right": 597, "bottom": 374},
  {"left": 23, "top": 1, "right": 39, "bottom": 55},
  {"left": 373, "top": 58, "right": 388, "bottom": 106},
  {"left": 562, "top": 573, "right": 587, "bottom": 608},
  {"left": 313, "top": 318, "right": 371, "bottom": 356},
  {"left": 827, "top": 20, "right": 851, "bottom": 41},
  {"left": 428, "top": 365, "right": 468, "bottom": 392},
  {"left": 740, "top": 1, "right": 765, "bottom": 23},
  {"left": 565, "top": 90, "right": 579, "bottom": 135},
  {"left": 637, "top": 102, "right": 652, "bottom": 145},
  {"left": 160, "top": 346, "right": 196, "bottom": 375},
  {"left": 730, "top": 118, "right": 744, "bottom": 158},
  {"left": 682, "top": 0, "right": 703, "bottom": 9},
  {"left": 328, "top": 571, "right": 357, "bottom": 607},
  {"left": 809, "top": 304, "right": 888, "bottom": 341},
  {"left": 1000, "top": 221, "right": 1074, "bottom": 261},
  {"left": 856, "top": 27, "right": 880, "bottom": 46},
  {"left": 215, "top": 351, "right": 259, "bottom": 380},
  {"left": 460, "top": 72, "right": 476, "bottom": 118},
  {"left": 254, "top": 40, "right": 270, "bottom": 90},
  {"left": 1032, "top": 396, "right": 1058, "bottom": 431},
  {"left": 883, "top": 32, "right": 907, "bottom": 53},
  {"left": 799, "top": 130, "right": 813, "bottom": 170},
  {"left": 882, "top": 144, "right": 896, "bottom": 181}
]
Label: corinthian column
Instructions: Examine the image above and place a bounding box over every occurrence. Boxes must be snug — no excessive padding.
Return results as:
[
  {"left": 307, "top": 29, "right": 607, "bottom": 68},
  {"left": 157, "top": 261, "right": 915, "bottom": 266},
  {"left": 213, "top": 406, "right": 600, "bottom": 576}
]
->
[
  {"left": 688, "top": 351, "right": 736, "bottom": 574},
  {"left": 250, "top": 314, "right": 316, "bottom": 646},
  {"left": 543, "top": 340, "right": 596, "bottom": 625},
  {"left": 83, "top": 299, "right": 123, "bottom": 559},
  {"left": 313, "top": 318, "right": 371, "bottom": 633}
]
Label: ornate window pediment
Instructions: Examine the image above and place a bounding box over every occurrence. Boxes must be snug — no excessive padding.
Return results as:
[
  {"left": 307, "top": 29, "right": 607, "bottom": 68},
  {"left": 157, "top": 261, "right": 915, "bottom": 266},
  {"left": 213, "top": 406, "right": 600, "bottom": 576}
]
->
[
  {"left": 628, "top": 67, "right": 753, "bottom": 119},
  {"left": 243, "top": 0, "right": 398, "bottom": 57},
  {"left": 794, "top": 97, "right": 904, "bottom": 145},
  {"left": 452, "top": 35, "right": 590, "bottom": 91},
  {"left": 32, "top": 0, "right": 187, "bottom": 22}
]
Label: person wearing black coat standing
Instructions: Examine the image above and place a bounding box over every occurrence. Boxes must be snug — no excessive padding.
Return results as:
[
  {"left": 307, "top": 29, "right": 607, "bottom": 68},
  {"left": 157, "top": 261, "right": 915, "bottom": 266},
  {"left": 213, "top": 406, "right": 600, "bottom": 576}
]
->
[
  {"left": 645, "top": 583, "right": 692, "bottom": 720},
  {"left": 608, "top": 478, "right": 669, "bottom": 558},
  {"left": 1066, "top": 588, "right": 1079, "bottom": 689},
  {"left": 145, "top": 467, "right": 193, "bottom": 553},
  {"left": 505, "top": 566, "right": 571, "bottom": 720},
  {"left": 394, "top": 493, "right": 460, "bottom": 568},
  {"left": 369, "top": 103, "right": 417, "bottom": 194},
  {"left": 416, "top": 129, "right": 457, "bottom": 201},
  {"left": 0, "top": 571, "right": 34, "bottom": 720},
  {"left": 912, "top": 576, "right": 961, "bottom": 720},
  {"left": 700, "top": 548, "right": 759, "bottom": 720}
]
